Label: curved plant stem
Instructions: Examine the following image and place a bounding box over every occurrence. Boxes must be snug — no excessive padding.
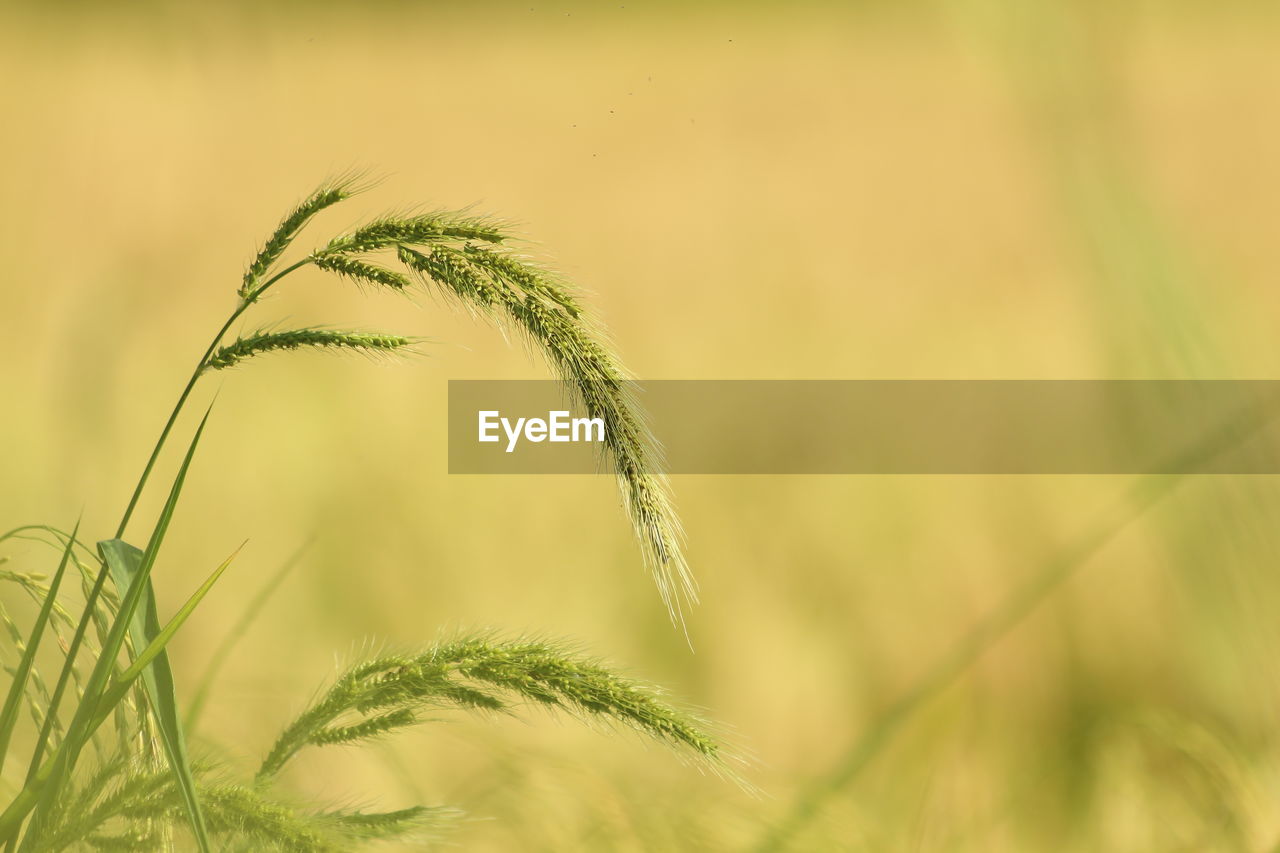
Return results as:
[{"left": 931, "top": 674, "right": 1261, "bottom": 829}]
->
[
  {"left": 755, "top": 478, "right": 1176, "bottom": 852},
  {"left": 1, "top": 258, "right": 312, "bottom": 848},
  {"left": 755, "top": 389, "right": 1280, "bottom": 852},
  {"left": 19, "top": 567, "right": 108, "bottom": 785},
  {"left": 185, "top": 536, "right": 313, "bottom": 731},
  {"left": 115, "top": 257, "right": 312, "bottom": 540}
]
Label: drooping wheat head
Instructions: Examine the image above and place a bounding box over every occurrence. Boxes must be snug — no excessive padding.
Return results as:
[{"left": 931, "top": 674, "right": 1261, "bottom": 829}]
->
[{"left": 239, "top": 181, "right": 696, "bottom": 623}]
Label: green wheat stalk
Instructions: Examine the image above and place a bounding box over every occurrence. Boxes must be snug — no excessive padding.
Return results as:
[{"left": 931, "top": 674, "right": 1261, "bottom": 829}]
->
[
  {"left": 206, "top": 178, "right": 694, "bottom": 622},
  {"left": 0, "top": 177, "right": 724, "bottom": 851}
]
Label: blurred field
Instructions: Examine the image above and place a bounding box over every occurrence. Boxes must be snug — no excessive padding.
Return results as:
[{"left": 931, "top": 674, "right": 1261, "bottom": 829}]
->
[{"left": 3, "top": 1, "right": 1280, "bottom": 849}]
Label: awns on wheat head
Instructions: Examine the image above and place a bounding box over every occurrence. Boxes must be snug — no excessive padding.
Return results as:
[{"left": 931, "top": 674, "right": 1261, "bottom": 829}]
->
[
  {"left": 203, "top": 329, "right": 415, "bottom": 372},
  {"left": 234, "top": 179, "right": 697, "bottom": 622},
  {"left": 0, "top": 179, "right": 722, "bottom": 853}
]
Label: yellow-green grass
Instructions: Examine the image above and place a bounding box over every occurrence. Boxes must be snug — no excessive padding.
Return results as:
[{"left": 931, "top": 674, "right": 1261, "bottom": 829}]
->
[{"left": 3, "top": 2, "right": 1280, "bottom": 849}]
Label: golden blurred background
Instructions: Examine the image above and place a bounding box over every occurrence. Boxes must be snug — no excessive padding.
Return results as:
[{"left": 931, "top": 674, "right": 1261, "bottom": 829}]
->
[{"left": 3, "top": 1, "right": 1280, "bottom": 849}]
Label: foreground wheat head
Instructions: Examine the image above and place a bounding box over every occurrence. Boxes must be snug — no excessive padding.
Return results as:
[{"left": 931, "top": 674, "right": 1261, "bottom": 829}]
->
[
  {"left": 11, "top": 625, "right": 726, "bottom": 851},
  {"left": 0, "top": 179, "right": 726, "bottom": 852}
]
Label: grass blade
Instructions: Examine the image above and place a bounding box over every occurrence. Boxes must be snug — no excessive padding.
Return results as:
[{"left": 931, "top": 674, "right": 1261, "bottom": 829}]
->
[
  {"left": 754, "top": 392, "right": 1280, "bottom": 851},
  {"left": 186, "top": 537, "right": 312, "bottom": 731},
  {"left": 114, "top": 542, "right": 241, "bottom": 686},
  {"left": 0, "top": 408, "right": 213, "bottom": 849},
  {"left": 18, "top": 565, "right": 110, "bottom": 793},
  {"left": 99, "top": 539, "right": 229, "bottom": 852},
  {"left": 0, "top": 519, "right": 79, "bottom": 775}
]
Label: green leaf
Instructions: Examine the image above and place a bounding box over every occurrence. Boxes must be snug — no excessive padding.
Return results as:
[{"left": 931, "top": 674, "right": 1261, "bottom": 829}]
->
[
  {"left": 98, "top": 539, "right": 213, "bottom": 852},
  {"left": 0, "top": 408, "right": 213, "bottom": 850},
  {"left": 115, "top": 543, "right": 240, "bottom": 685},
  {"left": 0, "top": 519, "right": 79, "bottom": 774}
]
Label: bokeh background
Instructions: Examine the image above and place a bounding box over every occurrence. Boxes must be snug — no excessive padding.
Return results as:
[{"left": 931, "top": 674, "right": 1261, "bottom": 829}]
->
[{"left": 3, "top": 1, "right": 1280, "bottom": 849}]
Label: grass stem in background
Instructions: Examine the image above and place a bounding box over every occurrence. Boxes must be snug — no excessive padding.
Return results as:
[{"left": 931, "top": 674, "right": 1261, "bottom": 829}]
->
[{"left": 756, "top": 389, "right": 1280, "bottom": 851}]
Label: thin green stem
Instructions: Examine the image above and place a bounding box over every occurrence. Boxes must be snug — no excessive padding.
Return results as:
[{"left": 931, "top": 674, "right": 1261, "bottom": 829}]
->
[
  {"left": 1, "top": 668, "right": 148, "bottom": 845},
  {"left": 185, "top": 537, "right": 313, "bottom": 731},
  {"left": 0, "top": 257, "right": 313, "bottom": 847},
  {"left": 14, "top": 411, "right": 211, "bottom": 847},
  {"left": 754, "top": 389, "right": 1280, "bottom": 852},
  {"left": 115, "top": 256, "right": 310, "bottom": 541},
  {"left": 113, "top": 313, "right": 236, "bottom": 542},
  {"left": 19, "top": 566, "right": 108, "bottom": 788}
]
